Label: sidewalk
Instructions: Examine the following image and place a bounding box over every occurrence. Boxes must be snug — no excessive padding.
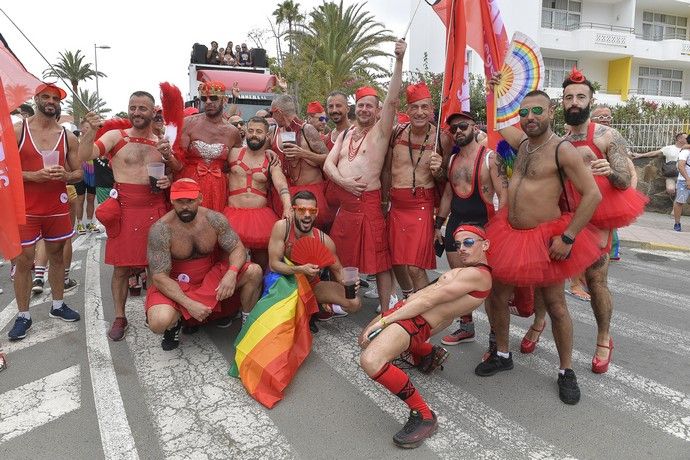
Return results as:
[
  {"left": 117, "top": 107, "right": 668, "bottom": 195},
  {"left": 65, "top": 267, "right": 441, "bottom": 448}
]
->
[{"left": 618, "top": 211, "right": 690, "bottom": 252}]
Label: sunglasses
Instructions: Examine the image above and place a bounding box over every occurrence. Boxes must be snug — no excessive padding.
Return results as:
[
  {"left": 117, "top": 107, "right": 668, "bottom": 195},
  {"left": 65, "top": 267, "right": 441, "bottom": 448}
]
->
[
  {"left": 231, "top": 121, "right": 245, "bottom": 127},
  {"left": 200, "top": 95, "right": 220, "bottom": 102},
  {"left": 449, "top": 122, "right": 472, "bottom": 133},
  {"left": 592, "top": 115, "right": 612, "bottom": 121},
  {"left": 153, "top": 115, "right": 163, "bottom": 122},
  {"left": 318, "top": 116, "right": 329, "bottom": 122},
  {"left": 518, "top": 106, "right": 544, "bottom": 117},
  {"left": 292, "top": 205, "right": 318, "bottom": 215},
  {"left": 454, "top": 238, "right": 483, "bottom": 250}
]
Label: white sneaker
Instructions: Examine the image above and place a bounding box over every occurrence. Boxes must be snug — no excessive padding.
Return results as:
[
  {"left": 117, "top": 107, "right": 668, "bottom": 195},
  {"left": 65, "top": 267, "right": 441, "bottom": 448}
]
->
[
  {"left": 376, "top": 294, "right": 399, "bottom": 314},
  {"left": 364, "top": 287, "right": 379, "bottom": 299}
]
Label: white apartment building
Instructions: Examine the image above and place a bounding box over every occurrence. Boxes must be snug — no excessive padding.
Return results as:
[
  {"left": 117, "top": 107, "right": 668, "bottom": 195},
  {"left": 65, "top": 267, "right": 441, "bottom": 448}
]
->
[{"left": 409, "top": 0, "right": 690, "bottom": 105}]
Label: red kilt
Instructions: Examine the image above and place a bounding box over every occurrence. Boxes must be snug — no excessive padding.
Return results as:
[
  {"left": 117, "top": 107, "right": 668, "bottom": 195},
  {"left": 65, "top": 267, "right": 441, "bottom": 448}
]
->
[
  {"left": 98, "top": 183, "right": 168, "bottom": 267},
  {"left": 570, "top": 176, "right": 648, "bottom": 229},
  {"left": 271, "top": 181, "right": 335, "bottom": 229},
  {"left": 330, "top": 188, "right": 391, "bottom": 274},
  {"left": 388, "top": 187, "right": 436, "bottom": 269},
  {"left": 486, "top": 208, "right": 602, "bottom": 287},
  {"left": 223, "top": 206, "right": 278, "bottom": 249}
]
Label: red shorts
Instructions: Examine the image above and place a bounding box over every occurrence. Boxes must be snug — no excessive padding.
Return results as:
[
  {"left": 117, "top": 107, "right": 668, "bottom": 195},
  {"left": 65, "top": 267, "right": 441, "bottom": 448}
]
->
[
  {"left": 382, "top": 300, "right": 431, "bottom": 353},
  {"left": 329, "top": 187, "right": 391, "bottom": 274},
  {"left": 388, "top": 187, "right": 436, "bottom": 269},
  {"left": 19, "top": 214, "right": 74, "bottom": 247},
  {"left": 145, "top": 257, "right": 250, "bottom": 323},
  {"left": 223, "top": 206, "right": 279, "bottom": 250}
]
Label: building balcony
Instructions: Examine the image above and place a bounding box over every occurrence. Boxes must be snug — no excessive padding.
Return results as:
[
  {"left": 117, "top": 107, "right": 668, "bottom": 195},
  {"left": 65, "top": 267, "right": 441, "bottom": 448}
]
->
[
  {"left": 633, "top": 37, "right": 690, "bottom": 64},
  {"left": 540, "top": 22, "right": 635, "bottom": 56}
]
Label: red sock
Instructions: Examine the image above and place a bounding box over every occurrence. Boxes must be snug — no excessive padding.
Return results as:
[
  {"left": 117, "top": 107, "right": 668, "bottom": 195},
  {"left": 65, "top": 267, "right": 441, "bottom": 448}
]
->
[{"left": 372, "top": 363, "right": 432, "bottom": 419}]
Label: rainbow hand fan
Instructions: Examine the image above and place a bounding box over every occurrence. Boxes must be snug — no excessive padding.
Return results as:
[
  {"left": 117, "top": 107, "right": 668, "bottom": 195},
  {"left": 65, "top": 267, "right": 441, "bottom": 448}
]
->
[
  {"left": 495, "top": 32, "right": 544, "bottom": 130},
  {"left": 290, "top": 237, "right": 335, "bottom": 269}
]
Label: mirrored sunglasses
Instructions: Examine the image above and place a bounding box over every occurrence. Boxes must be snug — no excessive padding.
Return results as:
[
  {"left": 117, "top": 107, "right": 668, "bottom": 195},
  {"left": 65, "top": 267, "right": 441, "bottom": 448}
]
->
[
  {"left": 518, "top": 106, "right": 544, "bottom": 117},
  {"left": 292, "top": 205, "right": 318, "bottom": 215},
  {"left": 454, "top": 237, "right": 482, "bottom": 250}
]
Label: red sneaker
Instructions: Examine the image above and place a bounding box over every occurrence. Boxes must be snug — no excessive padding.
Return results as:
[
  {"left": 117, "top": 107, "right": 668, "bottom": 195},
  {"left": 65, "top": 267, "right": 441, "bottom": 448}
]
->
[{"left": 108, "top": 317, "right": 129, "bottom": 341}]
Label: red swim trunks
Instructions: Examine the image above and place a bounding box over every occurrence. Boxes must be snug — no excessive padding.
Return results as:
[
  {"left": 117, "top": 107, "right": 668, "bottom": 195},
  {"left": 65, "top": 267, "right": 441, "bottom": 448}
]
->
[
  {"left": 486, "top": 208, "right": 602, "bottom": 287},
  {"left": 19, "top": 214, "right": 74, "bottom": 247},
  {"left": 388, "top": 187, "right": 436, "bottom": 269},
  {"left": 223, "top": 206, "right": 279, "bottom": 250},
  {"left": 382, "top": 299, "right": 431, "bottom": 352}
]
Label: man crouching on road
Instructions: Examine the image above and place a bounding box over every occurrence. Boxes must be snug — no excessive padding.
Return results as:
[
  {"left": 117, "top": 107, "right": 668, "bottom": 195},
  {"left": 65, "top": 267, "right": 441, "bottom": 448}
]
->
[
  {"left": 358, "top": 225, "right": 492, "bottom": 449},
  {"left": 146, "top": 179, "right": 263, "bottom": 350}
]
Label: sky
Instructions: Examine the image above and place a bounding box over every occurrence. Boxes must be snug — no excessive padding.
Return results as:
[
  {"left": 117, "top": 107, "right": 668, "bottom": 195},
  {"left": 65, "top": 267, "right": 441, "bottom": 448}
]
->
[{"left": 0, "top": 1, "right": 410, "bottom": 115}]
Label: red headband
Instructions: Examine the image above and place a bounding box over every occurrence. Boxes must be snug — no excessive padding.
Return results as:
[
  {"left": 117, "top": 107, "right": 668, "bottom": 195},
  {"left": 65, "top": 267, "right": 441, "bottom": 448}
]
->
[
  {"left": 406, "top": 81, "right": 431, "bottom": 104},
  {"left": 453, "top": 225, "right": 486, "bottom": 240}
]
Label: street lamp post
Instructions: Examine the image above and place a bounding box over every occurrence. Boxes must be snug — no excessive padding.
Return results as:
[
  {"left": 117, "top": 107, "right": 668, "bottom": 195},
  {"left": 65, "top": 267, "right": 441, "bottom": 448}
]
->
[{"left": 94, "top": 44, "right": 111, "bottom": 102}]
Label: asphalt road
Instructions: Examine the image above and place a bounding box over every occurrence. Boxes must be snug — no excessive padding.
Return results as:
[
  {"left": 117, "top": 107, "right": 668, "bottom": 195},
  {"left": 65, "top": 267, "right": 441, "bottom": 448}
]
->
[{"left": 1, "top": 233, "right": 689, "bottom": 459}]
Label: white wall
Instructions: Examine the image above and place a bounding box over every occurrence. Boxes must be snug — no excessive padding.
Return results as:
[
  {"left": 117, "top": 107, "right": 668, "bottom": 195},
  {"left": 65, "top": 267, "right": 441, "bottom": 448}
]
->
[
  {"left": 582, "top": 1, "right": 616, "bottom": 25},
  {"left": 613, "top": 0, "right": 636, "bottom": 28}
]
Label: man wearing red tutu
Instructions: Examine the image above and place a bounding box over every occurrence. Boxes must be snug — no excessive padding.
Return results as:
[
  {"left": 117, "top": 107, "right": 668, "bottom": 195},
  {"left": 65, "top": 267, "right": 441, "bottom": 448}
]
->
[
  {"left": 80, "top": 92, "right": 171, "bottom": 341},
  {"left": 323, "top": 39, "right": 407, "bottom": 314},
  {"left": 165, "top": 81, "right": 243, "bottom": 212},
  {"left": 269, "top": 95, "right": 333, "bottom": 229},
  {"left": 385, "top": 81, "right": 445, "bottom": 297},
  {"left": 519, "top": 69, "right": 646, "bottom": 374},
  {"left": 475, "top": 88, "right": 602, "bottom": 405},
  {"left": 145, "top": 179, "right": 262, "bottom": 350},
  {"left": 223, "top": 116, "right": 292, "bottom": 269}
]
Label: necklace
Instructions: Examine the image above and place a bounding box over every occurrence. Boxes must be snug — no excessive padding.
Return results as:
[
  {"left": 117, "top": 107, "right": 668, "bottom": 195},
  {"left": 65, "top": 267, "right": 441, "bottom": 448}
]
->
[
  {"left": 526, "top": 132, "right": 555, "bottom": 154},
  {"left": 348, "top": 127, "right": 370, "bottom": 161},
  {"left": 408, "top": 124, "right": 431, "bottom": 194}
]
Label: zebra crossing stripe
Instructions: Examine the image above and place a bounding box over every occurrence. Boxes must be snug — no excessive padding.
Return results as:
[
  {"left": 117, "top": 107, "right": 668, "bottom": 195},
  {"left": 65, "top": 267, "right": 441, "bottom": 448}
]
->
[{"left": 3, "top": 320, "right": 78, "bottom": 355}]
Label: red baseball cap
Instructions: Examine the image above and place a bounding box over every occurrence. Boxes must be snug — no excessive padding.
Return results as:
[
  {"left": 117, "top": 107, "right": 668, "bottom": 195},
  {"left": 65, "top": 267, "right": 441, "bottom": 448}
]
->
[
  {"left": 36, "top": 82, "right": 67, "bottom": 100},
  {"left": 170, "top": 179, "right": 201, "bottom": 200}
]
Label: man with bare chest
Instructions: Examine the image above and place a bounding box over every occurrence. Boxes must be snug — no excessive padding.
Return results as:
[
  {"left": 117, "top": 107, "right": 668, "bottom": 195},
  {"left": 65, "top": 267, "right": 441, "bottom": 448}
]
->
[
  {"left": 80, "top": 91, "right": 171, "bottom": 341},
  {"left": 385, "top": 82, "right": 444, "bottom": 297},
  {"left": 146, "top": 179, "right": 262, "bottom": 350},
  {"left": 477, "top": 89, "right": 603, "bottom": 405},
  {"left": 269, "top": 94, "right": 332, "bottom": 228},
  {"left": 431, "top": 111, "right": 507, "bottom": 346},
  {"left": 324, "top": 39, "right": 407, "bottom": 314},
  {"left": 223, "top": 116, "right": 292, "bottom": 270}
]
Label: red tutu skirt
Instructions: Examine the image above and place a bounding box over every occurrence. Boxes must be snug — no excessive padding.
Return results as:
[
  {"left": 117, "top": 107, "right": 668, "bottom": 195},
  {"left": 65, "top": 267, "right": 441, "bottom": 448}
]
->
[
  {"left": 571, "top": 176, "right": 648, "bottom": 229},
  {"left": 388, "top": 187, "right": 435, "bottom": 269},
  {"left": 223, "top": 206, "right": 279, "bottom": 249},
  {"left": 486, "top": 209, "right": 602, "bottom": 287},
  {"left": 178, "top": 159, "right": 227, "bottom": 213}
]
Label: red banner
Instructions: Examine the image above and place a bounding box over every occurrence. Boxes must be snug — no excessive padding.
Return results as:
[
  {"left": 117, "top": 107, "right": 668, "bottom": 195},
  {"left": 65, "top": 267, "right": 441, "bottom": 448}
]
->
[
  {"left": 0, "top": 37, "right": 43, "bottom": 112},
  {"left": 438, "top": 0, "right": 467, "bottom": 127}
]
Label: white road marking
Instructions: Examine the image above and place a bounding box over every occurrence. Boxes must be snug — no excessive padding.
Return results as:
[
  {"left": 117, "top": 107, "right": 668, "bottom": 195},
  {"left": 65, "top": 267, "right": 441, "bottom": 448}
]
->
[
  {"left": 3, "top": 319, "right": 79, "bottom": 354},
  {"left": 315, "top": 318, "right": 575, "bottom": 459},
  {"left": 0, "top": 365, "right": 81, "bottom": 444},
  {"left": 628, "top": 248, "right": 690, "bottom": 261},
  {"left": 84, "top": 240, "right": 139, "bottom": 460},
  {"left": 608, "top": 277, "right": 690, "bottom": 313},
  {"left": 614, "top": 258, "right": 687, "bottom": 283},
  {"left": 125, "top": 297, "right": 295, "bottom": 460}
]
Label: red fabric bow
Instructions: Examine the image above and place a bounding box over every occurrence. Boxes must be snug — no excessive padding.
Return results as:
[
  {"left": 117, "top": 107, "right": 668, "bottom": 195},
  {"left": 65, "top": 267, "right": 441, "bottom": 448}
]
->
[{"left": 196, "top": 164, "right": 222, "bottom": 177}]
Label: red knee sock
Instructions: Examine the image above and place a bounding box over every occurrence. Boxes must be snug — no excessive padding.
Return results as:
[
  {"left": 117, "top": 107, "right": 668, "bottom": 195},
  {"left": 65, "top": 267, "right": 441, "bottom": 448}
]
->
[{"left": 372, "top": 363, "right": 432, "bottom": 419}]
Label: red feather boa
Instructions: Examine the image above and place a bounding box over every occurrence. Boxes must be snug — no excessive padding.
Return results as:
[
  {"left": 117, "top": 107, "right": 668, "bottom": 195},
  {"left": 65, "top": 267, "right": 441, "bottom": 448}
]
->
[
  {"left": 94, "top": 118, "right": 132, "bottom": 141},
  {"left": 160, "top": 82, "right": 185, "bottom": 162}
]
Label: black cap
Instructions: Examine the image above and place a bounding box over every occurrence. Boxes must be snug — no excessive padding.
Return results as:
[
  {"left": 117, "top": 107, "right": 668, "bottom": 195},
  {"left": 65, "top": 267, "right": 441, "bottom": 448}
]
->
[{"left": 445, "top": 111, "right": 476, "bottom": 125}]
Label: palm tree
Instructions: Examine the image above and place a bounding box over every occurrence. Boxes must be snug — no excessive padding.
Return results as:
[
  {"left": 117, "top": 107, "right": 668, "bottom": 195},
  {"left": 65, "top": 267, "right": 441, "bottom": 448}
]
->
[
  {"left": 43, "top": 50, "right": 105, "bottom": 124},
  {"left": 288, "top": 1, "right": 395, "bottom": 90},
  {"left": 273, "top": 0, "right": 304, "bottom": 54},
  {"left": 67, "top": 88, "right": 110, "bottom": 121}
]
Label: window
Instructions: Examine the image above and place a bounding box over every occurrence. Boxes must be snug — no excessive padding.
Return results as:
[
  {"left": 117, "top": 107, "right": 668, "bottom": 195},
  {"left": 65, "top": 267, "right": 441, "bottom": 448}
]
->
[
  {"left": 642, "top": 11, "right": 688, "bottom": 40},
  {"left": 638, "top": 66, "right": 683, "bottom": 97},
  {"left": 542, "top": 0, "right": 581, "bottom": 30},
  {"left": 544, "top": 57, "right": 578, "bottom": 88}
]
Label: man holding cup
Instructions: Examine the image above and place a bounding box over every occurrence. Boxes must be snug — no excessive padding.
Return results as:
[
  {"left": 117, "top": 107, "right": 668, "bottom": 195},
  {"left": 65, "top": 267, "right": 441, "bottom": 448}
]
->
[
  {"left": 8, "top": 83, "right": 83, "bottom": 341},
  {"left": 267, "top": 190, "right": 361, "bottom": 315},
  {"left": 80, "top": 91, "right": 171, "bottom": 341}
]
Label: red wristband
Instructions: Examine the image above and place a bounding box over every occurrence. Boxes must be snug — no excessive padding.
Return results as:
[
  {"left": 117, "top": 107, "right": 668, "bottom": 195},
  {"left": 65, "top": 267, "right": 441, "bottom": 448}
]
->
[{"left": 228, "top": 265, "right": 239, "bottom": 273}]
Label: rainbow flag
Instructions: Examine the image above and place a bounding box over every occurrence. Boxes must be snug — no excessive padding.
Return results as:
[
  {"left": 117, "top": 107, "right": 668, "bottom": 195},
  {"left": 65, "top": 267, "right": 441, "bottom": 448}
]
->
[{"left": 229, "top": 272, "right": 318, "bottom": 408}]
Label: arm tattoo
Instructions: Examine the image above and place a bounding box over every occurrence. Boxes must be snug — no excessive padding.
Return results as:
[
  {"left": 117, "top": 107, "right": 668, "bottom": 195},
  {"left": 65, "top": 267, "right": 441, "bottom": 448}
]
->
[
  {"left": 147, "top": 221, "right": 172, "bottom": 275},
  {"left": 494, "top": 153, "right": 509, "bottom": 188},
  {"left": 607, "top": 129, "right": 632, "bottom": 189},
  {"left": 303, "top": 124, "right": 329, "bottom": 155},
  {"left": 207, "top": 211, "right": 240, "bottom": 253},
  {"left": 566, "top": 132, "right": 586, "bottom": 142}
]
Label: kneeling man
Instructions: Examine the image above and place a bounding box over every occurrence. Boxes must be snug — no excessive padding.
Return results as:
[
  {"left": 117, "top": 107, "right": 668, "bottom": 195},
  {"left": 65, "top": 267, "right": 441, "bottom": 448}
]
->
[
  {"left": 359, "top": 225, "right": 492, "bottom": 449},
  {"left": 146, "top": 179, "right": 263, "bottom": 350},
  {"left": 268, "top": 190, "right": 361, "bottom": 314}
]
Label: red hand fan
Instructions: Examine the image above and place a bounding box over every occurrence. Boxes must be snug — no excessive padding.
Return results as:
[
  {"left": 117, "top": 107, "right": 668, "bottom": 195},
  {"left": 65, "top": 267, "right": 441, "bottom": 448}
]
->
[{"left": 290, "top": 237, "right": 335, "bottom": 268}]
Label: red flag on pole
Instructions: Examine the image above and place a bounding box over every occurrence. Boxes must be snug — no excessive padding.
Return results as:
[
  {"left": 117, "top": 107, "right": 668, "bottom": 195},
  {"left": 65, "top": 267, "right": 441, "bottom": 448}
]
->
[
  {"left": 438, "top": 0, "right": 468, "bottom": 127},
  {"left": 0, "top": 36, "right": 44, "bottom": 111}
]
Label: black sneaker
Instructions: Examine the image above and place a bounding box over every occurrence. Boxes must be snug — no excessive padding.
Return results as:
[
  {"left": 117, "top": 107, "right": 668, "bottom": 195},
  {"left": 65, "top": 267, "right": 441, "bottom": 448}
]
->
[
  {"left": 474, "top": 352, "right": 513, "bottom": 377},
  {"left": 393, "top": 410, "right": 438, "bottom": 449},
  {"left": 64, "top": 278, "right": 78, "bottom": 292},
  {"left": 31, "top": 278, "right": 44, "bottom": 294},
  {"left": 8, "top": 316, "right": 32, "bottom": 340},
  {"left": 161, "top": 319, "right": 182, "bottom": 351},
  {"left": 309, "top": 316, "right": 319, "bottom": 333},
  {"left": 49, "top": 303, "right": 81, "bottom": 322},
  {"left": 558, "top": 369, "right": 581, "bottom": 405},
  {"left": 417, "top": 345, "right": 449, "bottom": 374}
]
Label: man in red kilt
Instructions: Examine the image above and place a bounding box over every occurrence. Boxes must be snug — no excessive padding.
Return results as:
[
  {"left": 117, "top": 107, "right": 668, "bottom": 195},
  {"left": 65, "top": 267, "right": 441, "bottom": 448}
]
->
[
  {"left": 475, "top": 89, "right": 602, "bottom": 405},
  {"left": 80, "top": 91, "right": 171, "bottom": 341},
  {"left": 223, "top": 116, "right": 291, "bottom": 270},
  {"left": 324, "top": 39, "right": 407, "bottom": 314}
]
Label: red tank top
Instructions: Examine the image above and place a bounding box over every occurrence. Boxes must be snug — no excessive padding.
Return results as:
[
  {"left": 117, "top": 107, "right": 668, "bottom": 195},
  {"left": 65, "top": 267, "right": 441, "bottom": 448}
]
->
[
  {"left": 467, "top": 263, "right": 492, "bottom": 299},
  {"left": 569, "top": 122, "right": 605, "bottom": 160},
  {"left": 228, "top": 148, "right": 270, "bottom": 197},
  {"left": 19, "top": 120, "right": 69, "bottom": 216}
]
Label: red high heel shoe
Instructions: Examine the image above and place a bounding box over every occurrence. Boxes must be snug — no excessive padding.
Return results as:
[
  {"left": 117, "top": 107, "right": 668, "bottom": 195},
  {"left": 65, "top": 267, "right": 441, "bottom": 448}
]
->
[
  {"left": 592, "top": 338, "right": 614, "bottom": 374},
  {"left": 520, "top": 321, "right": 546, "bottom": 354}
]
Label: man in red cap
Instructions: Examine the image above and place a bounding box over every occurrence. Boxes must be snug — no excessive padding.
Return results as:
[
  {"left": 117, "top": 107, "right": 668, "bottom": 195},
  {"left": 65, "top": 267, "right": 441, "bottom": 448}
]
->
[
  {"left": 384, "top": 81, "right": 446, "bottom": 299},
  {"left": 359, "top": 225, "right": 492, "bottom": 449},
  {"left": 306, "top": 101, "right": 328, "bottom": 135},
  {"left": 146, "top": 178, "right": 263, "bottom": 350},
  {"left": 269, "top": 94, "right": 333, "bottom": 229},
  {"left": 323, "top": 39, "right": 407, "bottom": 314},
  {"left": 8, "top": 83, "right": 83, "bottom": 341},
  {"left": 80, "top": 90, "right": 171, "bottom": 341}
]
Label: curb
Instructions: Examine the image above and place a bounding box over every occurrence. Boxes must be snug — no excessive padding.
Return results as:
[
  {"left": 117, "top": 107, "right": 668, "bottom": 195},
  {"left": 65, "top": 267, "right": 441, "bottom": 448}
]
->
[{"left": 620, "top": 239, "right": 690, "bottom": 253}]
